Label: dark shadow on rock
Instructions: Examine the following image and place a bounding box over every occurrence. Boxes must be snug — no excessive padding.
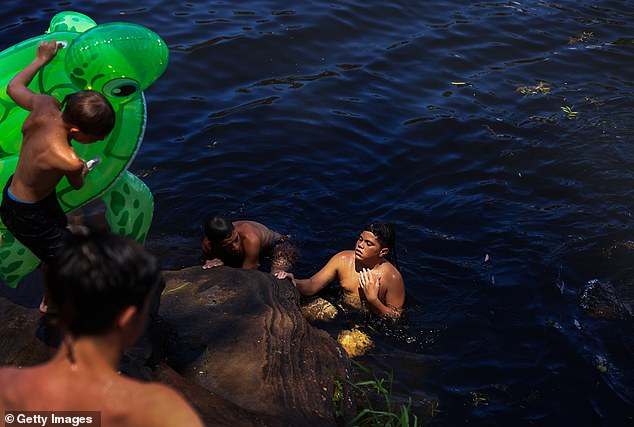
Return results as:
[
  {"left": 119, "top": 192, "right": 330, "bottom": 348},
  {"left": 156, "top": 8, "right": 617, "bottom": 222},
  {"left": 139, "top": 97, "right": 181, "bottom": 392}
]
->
[
  {"left": 0, "top": 277, "right": 58, "bottom": 366},
  {"left": 153, "top": 266, "right": 355, "bottom": 426},
  {"left": 0, "top": 269, "right": 45, "bottom": 309},
  {"left": 0, "top": 268, "right": 145, "bottom": 371},
  {"left": 152, "top": 362, "right": 281, "bottom": 426}
]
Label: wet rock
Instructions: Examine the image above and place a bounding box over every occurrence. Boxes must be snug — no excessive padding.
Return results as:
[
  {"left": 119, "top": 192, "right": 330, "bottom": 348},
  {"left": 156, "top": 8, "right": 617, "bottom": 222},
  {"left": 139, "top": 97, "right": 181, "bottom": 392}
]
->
[
  {"left": 298, "top": 296, "right": 374, "bottom": 358},
  {"left": 580, "top": 279, "right": 634, "bottom": 319},
  {"left": 151, "top": 362, "right": 281, "bottom": 426},
  {"left": 337, "top": 328, "right": 373, "bottom": 358},
  {"left": 154, "top": 266, "right": 354, "bottom": 425},
  {"left": 300, "top": 296, "right": 341, "bottom": 323},
  {"left": 0, "top": 270, "right": 58, "bottom": 366}
]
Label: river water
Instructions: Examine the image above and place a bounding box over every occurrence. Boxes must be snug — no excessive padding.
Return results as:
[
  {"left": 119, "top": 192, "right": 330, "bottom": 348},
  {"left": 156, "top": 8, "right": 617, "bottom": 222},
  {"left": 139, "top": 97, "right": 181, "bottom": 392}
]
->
[{"left": 2, "top": 1, "right": 633, "bottom": 425}]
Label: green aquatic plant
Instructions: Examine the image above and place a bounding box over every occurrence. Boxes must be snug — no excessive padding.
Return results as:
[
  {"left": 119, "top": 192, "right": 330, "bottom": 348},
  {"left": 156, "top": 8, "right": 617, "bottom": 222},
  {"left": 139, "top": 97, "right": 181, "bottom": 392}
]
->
[
  {"left": 471, "top": 391, "right": 489, "bottom": 407},
  {"left": 347, "top": 361, "right": 419, "bottom": 427},
  {"left": 428, "top": 400, "right": 440, "bottom": 418},
  {"left": 332, "top": 376, "right": 346, "bottom": 419},
  {"left": 561, "top": 105, "right": 578, "bottom": 119}
]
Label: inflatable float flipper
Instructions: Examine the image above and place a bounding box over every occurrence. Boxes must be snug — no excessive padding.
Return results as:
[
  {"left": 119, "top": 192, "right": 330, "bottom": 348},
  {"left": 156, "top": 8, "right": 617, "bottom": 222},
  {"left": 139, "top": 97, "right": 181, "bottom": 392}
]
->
[
  {"left": 0, "top": 234, "right": 40, "bottom": 288},
  {"left": 102, "top": 171, "right": 154, "bottom": 244},
  {"left": 0, "top": 11, "right": 168, "bottom": 287}
]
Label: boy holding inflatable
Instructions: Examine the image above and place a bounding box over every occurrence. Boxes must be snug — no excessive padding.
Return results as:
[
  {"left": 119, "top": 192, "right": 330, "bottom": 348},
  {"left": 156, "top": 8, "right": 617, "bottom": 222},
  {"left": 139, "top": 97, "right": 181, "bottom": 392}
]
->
[{"left": 0, "top": 40, "right": 114, "bottom": 311}]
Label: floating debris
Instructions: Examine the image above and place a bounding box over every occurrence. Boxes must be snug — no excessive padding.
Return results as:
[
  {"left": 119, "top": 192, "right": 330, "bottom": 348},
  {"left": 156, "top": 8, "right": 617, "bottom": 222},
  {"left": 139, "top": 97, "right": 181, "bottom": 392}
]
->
[
  {"left": 595, "top": 354, "right": 608, "bottom": 373},
  {"left": 569, "top": 31, "right": 594, "bottom": 44},
  {"left": 584, "top": 96, "right": 604, "bottom": 108},
  {"left": 471, "top": 391, "right": 489, "bottom": 407},
  {"left": 516, "top": 81, "right": 551, "bottom": 95}
]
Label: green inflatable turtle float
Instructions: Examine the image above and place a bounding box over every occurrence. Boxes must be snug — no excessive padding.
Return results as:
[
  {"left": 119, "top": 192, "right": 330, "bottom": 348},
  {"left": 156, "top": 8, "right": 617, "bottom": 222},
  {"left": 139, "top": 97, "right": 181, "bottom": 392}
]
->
[{"left": 0, "top": 11, "right": 168, "bottom": 287}]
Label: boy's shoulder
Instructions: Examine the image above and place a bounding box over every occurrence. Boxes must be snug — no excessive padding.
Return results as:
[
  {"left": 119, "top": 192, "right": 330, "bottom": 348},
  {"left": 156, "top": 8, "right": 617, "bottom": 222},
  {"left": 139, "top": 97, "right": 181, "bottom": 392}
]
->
[
  {"left": 25, "top": 95, "right": 63, "bottom": 128},
  {"left": 379, "top": 261, "right": 403, "bottom": 285},
  {"left": 30, "top": 94, "right": 62, "bottom": 115}
]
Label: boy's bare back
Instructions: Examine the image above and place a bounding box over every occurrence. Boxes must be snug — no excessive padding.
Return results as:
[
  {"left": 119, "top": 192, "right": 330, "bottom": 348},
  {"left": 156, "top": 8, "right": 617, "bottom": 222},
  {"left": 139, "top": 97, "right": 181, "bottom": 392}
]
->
[
  {"left": 6, "top": 40, "right": 92, "bottom": 203},
  {"left": 0, "top": 364, "right": 202, "bottom": 427},
  {"left": 234, "top": 220, "right": 282, "bottom": 251},
  {"left": 11, "top": 94, "right": 85, "bottom": 202}
]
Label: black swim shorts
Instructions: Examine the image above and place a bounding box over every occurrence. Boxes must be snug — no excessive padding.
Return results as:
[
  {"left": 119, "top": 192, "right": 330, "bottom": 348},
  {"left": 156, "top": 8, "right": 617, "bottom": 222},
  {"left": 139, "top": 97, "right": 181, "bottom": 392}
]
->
[{"left": 0, "top": 176, "right": 70, "bottom": 264}]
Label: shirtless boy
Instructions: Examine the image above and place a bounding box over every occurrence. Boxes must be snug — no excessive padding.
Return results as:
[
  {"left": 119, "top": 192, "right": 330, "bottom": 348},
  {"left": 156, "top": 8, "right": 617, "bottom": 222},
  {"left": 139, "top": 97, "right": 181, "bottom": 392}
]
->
[
  {"left": 0, "top": 231, "right": 204, "bottom": 427},
  {"left": 201, "top": 216, "right": 298, "bottom": 273},
  {"left": 275, "top": 222, "right": 405, "bottom": 318},
  {"left": 0, "top": 40, "right": 114, "bottom": 267}
]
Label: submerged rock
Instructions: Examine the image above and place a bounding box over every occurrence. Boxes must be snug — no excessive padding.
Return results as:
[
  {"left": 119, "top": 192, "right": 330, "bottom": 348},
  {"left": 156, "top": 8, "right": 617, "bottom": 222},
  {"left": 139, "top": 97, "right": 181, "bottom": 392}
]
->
[
  {"left": 298, "top": 296, "right": 374, "bottom": 358},
  {"left": 580, "top": 279, "right": 634, "bottom": 319},
  {"left": 337, "top": 328, "right": 373, "bottom": 358},
  {"left": 301, "top": 296, "right": 341, "bottom": 322}
]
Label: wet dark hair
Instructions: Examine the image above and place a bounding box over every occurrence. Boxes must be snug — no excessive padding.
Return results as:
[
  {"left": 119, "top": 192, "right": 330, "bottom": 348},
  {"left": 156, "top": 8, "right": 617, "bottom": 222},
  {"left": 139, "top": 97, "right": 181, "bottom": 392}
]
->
[
  {"left": 47, "top": 230, "right": 162, "bottom": 337},
  {"left": 204, "top": 216, "right": 234, "bottom": 244},
  {"left": 363, "top": 222, "right": 399, "bottom": 270},
  {"left": 62, "top": 90, "right": 115, "bottom": 137}
]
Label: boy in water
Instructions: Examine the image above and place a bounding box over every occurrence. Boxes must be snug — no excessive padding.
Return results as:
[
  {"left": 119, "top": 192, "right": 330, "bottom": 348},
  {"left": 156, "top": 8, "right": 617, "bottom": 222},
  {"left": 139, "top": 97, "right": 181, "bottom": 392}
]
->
[
  {"left": 275, "top": 222, "right": 405, "bottom": 319},
  {"left": 0, "top": 40, "right": 114, "bottom": 310},
  {"left": 201, "top": 215, "right": 299, "bottom": 274},
  {"left": 0, "top": 231, "right": 204, "bottom": 426}
]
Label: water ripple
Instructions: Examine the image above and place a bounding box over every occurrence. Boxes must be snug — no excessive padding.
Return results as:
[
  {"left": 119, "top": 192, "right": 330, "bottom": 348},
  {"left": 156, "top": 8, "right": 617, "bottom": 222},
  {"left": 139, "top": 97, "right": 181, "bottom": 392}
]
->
[{"left": 3, "top": 1, "right": 634, "bottom": 424}]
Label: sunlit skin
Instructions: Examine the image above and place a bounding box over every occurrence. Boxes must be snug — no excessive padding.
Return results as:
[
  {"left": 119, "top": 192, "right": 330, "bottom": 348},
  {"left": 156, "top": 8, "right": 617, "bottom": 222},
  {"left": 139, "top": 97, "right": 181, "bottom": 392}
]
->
[
  {"left": 0, "top": 293, "right": 204, "bottom": 427},
  {"left": 5, "top": 40, "right": 107, "bottom": 314},
  {"left": 201, "top": 220, "right": 282, "bottom": 271},
  {"left": 275, "top": 231, "right": 405, "bottom": 318},
  {"left": 7, "top": 40, "right": 104, "bottom": 203}
]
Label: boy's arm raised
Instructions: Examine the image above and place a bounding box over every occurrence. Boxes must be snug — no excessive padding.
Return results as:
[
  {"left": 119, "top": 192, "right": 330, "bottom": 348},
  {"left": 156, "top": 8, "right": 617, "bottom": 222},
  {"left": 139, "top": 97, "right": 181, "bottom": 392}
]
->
[{"left": 7, "top": 40, "right": 60, "bottom": 110}]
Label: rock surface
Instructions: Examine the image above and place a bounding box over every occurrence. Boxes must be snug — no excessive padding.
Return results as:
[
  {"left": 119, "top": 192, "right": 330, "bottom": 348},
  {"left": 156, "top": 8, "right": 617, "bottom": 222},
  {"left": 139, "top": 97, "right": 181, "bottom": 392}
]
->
[
  {"left": 154, "top": 266, "right": 354, "bottom": 425},
  {"left": 580, "top": 279, "right": 634, "bottom": 319},
  {"left": 0, "top": 270, "right": 58, "bottom": 366},
  {"left": 0, "top": 266, "right": 354, "bottom": 426}
]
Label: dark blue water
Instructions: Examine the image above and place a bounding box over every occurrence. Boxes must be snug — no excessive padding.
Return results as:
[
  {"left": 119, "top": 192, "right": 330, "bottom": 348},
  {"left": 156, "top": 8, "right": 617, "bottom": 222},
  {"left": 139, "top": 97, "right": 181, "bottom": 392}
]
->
[{"left": 2, "top": 1, "right": 634, "bottom": 425}]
